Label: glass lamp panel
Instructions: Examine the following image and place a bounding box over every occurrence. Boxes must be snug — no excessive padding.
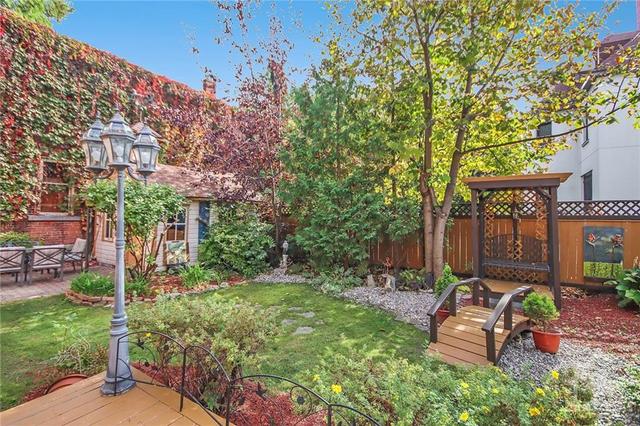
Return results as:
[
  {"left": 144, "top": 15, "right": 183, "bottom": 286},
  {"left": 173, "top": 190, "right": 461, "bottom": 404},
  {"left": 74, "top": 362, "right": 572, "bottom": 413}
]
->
[{"left": 105, "top": 136, "right": 133, "bottom": 166}]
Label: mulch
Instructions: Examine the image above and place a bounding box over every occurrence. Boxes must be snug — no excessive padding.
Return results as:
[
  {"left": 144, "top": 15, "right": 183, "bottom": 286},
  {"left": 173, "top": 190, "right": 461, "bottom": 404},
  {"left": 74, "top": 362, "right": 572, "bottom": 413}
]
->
[
  {"left": 554, "top": 292, "right": 640, "bottom": 357},
  {"left": 149, "top": 274, "right": 245, "bottom": 295}
]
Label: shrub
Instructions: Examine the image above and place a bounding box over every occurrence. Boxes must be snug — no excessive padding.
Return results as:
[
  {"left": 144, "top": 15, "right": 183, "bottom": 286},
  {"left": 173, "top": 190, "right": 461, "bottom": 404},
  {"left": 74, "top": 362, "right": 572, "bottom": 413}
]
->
[
  {"left": 179, "top": 264, "right": 213, "bottom": 289},
  {"left": 70, "top": 272, "right": 114, "bottom": 296},
  {"left": 306, "top": 352, "right": 596, "bottom": 425},
  {"left": 605, "top": 262, "right": 640, "bottom": 309},
  {"left": 70, "top": 272, "right": 149, "bottom": 297},
  {"left": 624, "top": 364, "right": 640, "bottom": 412},
  {"left": 0, "top": 231, "right": 38, "bottom": 247},
  {"left": 128, "top": 295, "right": 278, "bottom": 375},
  {"left": 434, "top": 264, "right": 459, "bottom": 298},
  {"left": 309, "top": 268, "right": 362, "bottom": 295},
  {"left": 198, "top": 204, "right": 273, "bottom": 278},
  {"left": 523, "top": 293, "right": 559, "bottom": 331},
  {"left": 125, "top": 277, "right": 150, "bottom": 297},
  {"left": 52, "top": 336, "right": 108, "bottom": 376}
]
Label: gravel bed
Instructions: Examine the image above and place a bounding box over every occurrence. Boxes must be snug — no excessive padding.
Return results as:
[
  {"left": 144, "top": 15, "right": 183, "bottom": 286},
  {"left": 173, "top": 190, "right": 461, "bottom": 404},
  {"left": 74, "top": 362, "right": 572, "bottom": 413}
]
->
[
  {"left": 500, "top": 335, "right": 639, "bottom": 426},
  {"left": 341, "top": 287, "right": 451, "bottom": 330},
  {"left": 253, "top": 269, "right": 308, "bottom": 284},
  {"left": 342, "top": 286, "right": 638, "bottom": 424}
]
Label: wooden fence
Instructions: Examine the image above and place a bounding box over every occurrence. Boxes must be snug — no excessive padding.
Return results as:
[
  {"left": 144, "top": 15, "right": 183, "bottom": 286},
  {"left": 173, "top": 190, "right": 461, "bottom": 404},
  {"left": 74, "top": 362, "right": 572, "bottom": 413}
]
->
[{"left": 370, "top": 201, "right": 640, "bottom": 287}]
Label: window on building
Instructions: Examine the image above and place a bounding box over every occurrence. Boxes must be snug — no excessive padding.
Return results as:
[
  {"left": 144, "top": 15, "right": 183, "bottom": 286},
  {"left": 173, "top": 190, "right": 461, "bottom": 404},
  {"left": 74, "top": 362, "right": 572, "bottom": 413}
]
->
[
  {"left": 536, "top": 122, "right": 552, "bottom": 138},
  {"left": 582, "top": 115, "right": 590, "bottom": 146},
  {"left": 166, "top": 209, "right": 187, "bottom": 241},
  {"left": 582, "top": 171, "right": 593, "bottom": 201},
  {"left": 103, "top": 215, "right": 114, "bottom": 241},
  {"left": 41, "top": 162, "right": 72, "bottom": 213}
]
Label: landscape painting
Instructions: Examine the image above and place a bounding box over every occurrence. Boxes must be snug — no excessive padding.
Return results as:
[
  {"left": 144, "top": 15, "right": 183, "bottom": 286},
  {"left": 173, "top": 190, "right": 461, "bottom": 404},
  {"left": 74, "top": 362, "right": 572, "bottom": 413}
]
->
[{"left": 583, "top": 226, "right": 624, "bottom": 279}]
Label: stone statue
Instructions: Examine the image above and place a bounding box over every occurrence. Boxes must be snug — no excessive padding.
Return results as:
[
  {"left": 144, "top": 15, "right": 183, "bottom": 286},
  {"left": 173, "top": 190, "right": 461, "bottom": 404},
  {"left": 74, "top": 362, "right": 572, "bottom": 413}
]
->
[{"left": 282, "top": 239, "right": 289, "bottom": 255}]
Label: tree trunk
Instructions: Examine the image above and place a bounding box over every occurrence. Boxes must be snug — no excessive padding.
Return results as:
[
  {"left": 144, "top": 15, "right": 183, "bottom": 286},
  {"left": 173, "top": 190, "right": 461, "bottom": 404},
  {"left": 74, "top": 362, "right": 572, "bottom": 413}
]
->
[
  {"left": 421, "top": 188, "right": 434, "bottom": 281},
  {"left": 432, "top": 215, "right": 447, "bottom": 278}
]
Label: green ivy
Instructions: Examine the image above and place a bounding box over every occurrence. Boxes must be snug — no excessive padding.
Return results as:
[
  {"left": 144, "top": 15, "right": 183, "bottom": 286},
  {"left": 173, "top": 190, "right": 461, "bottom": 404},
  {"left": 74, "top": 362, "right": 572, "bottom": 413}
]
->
[{"left": 0, "top": 8, "right": 226, "bottom": 223}]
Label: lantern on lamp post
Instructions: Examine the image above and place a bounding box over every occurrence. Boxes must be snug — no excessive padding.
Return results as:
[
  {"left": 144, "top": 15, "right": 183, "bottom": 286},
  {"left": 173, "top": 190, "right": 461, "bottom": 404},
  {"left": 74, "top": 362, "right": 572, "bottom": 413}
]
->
[{"left": 81, "top": 107, "right": 161, "bottom": 395}]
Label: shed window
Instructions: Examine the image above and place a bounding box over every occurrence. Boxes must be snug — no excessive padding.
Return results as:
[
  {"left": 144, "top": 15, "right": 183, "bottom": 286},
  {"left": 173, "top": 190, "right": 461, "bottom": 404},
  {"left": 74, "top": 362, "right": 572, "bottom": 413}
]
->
[
  {"left": 103, "top": 215, "right": 114, "bottom": 241},
  {"left": 166, "top": 209, "right": 187, "bottom": 241}
]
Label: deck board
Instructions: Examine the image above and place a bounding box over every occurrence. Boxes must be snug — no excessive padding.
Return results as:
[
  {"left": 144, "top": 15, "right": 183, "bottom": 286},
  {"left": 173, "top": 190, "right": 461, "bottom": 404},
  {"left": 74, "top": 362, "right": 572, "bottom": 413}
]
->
[
  {"left": 0, "top": 369, "right": 229, "bottom": 426},
  {"left": 428, "top": 305, "right": 530, "bottom": 366}
]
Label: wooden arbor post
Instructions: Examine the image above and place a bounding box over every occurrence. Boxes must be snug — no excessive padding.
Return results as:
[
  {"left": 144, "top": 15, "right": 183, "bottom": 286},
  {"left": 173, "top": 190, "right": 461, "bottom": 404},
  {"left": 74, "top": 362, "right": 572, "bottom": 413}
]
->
[{"left": 462, "top": 173, "right": 571, "bottom": 310}]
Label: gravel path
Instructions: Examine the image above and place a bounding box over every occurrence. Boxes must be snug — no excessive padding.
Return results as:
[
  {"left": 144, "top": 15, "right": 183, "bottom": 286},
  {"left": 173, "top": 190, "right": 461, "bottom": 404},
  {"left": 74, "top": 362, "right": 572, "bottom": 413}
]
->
[
  {"left": 342, "top": 286, "right": 639, "bottom": 425},
  {"left": 500, "top": 336, "right": 639, "bottom": 426},
  {"left": 341, "top": 287, "right": 444, "bottom": 330}
]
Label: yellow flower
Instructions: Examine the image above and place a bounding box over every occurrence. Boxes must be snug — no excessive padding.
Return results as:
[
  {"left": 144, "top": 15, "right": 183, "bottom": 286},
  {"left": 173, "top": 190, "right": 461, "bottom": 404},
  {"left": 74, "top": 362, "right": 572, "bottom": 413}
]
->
[
  {"left": 459, "top": 411, "right": 470, "bottom": 422},
  {"left": 460, "top": 381, "right": 470, "bottom": 389},
  {"left": 529, "top": 406, "right": 541, "bottom": 417},
  {"left": 312, "top": 374, "right": 320, "bottom": 382},
  {"left": 492, "top": 388, "right": 500, "bottom": 394},
  {"left": 535, "top": 388, "right": 545, "bottom": 397},
  {"left": 331, "top": 384, "right": 342, "bottom": 394},
  {"left": 145, "top": 332, "right": 152, "bottom": 337},
  {"left": 551, "top": 370, "right": 560, "bottom": 380}
]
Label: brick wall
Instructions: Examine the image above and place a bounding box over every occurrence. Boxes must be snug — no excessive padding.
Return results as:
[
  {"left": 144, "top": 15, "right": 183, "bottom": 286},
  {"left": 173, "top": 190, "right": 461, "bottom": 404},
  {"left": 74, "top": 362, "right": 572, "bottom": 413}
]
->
[{"left": 1, "top": 216, "right": 83, "bottom": 245}]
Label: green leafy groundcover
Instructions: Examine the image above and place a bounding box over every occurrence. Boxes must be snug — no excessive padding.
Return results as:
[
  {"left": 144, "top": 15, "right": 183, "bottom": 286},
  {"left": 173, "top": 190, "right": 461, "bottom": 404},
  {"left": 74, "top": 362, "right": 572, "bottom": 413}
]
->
[
  {"left": 309, "top": 353, "right": 596, "bottom": 425},
  {"left": 0, "top": 8, "right": 227, "bottom": 222}
]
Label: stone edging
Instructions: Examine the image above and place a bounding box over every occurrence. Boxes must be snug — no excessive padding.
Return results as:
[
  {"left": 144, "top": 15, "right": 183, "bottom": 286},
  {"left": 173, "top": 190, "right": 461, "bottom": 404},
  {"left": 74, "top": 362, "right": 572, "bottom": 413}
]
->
[{"left": 65, "top": 281, "right": 248, "bottom": 307}]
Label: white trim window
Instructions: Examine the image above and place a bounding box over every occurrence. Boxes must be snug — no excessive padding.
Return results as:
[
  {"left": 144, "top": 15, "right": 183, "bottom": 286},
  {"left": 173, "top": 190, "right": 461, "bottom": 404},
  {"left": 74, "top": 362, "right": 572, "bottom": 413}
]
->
[
  {"left": 166, "top": 209, "right": 187, "bottom": 242},
  {"left": 102, "top": 215, "right": 114, "bottom": 241}
]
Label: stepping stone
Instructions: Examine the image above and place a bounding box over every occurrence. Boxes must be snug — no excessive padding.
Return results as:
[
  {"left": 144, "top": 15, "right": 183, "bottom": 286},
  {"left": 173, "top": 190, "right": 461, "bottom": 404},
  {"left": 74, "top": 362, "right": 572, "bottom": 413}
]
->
[
  {"left": 288, "top": 307, "right": 303, "bottom": 311},
  {"left": 315, "top": 320, "right": 325, "bottom": 325},
  {"left": 281, "top": 319, "right": 296, "bottom": 326},
  {"left": 299, "top": 311, "right": 315, "bottom": 318},
  {"left": 293, "top": 326, "right": 314, "bottom": 335}
]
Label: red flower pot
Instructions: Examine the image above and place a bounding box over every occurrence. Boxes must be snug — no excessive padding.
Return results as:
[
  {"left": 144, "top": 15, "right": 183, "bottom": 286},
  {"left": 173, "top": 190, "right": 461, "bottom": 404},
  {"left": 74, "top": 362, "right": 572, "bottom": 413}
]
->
[
  {"left": 45, "top": 374, "right": 88, "bottom": 394},
  {"left": 436, "top": 308, "right": 450, "bottom": 323},
  {"left": 532, "top": 329, "right": 561, "bottom": 354}
]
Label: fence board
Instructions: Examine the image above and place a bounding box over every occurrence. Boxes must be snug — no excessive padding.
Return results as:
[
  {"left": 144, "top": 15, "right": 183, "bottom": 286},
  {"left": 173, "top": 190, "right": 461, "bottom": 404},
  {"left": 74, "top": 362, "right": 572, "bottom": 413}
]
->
[{"left": 372, "top": 217, "right": 640, "bottom": 286}]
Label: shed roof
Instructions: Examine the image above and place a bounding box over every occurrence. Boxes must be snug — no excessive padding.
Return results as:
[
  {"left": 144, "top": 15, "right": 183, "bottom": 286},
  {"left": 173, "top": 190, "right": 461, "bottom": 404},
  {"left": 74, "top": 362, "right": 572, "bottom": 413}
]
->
[
  {"left": 146, "top": 164, "right": 228, "bottom": 199},
  {"left": 462, "top": 173, "right": 571, "bottom": 190}
]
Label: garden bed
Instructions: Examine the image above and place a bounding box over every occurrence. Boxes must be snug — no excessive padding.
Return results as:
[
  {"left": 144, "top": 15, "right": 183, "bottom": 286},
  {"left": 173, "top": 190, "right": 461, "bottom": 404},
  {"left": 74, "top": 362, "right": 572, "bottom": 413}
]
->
[{"left": 66, "top": 274, "right": 246, "bottom": 307}]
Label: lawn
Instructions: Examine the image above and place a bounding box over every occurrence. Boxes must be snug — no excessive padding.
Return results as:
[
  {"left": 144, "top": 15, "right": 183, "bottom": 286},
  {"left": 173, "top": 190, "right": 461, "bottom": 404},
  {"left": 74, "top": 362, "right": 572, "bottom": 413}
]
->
[{"left": 0, "top": 283, "right": 426, "bottom": 410}]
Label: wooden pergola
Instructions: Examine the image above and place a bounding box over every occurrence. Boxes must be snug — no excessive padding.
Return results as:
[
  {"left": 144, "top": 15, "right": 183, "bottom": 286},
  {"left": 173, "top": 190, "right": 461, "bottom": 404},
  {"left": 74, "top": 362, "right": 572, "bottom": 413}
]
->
[{"left": 463, "top": 173, "right": 571, "bottom": 309}]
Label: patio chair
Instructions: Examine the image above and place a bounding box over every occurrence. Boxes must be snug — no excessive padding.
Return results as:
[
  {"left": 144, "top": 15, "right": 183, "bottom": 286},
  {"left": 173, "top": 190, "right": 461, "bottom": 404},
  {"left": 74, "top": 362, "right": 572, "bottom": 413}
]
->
[
  {"left": 165, "top": 241, "right": 189, "bottom": 271},
  {"left": 27, "top": 245, "right": 65, "bottom": 284},
  {"left": 0, "top": 247, "right": 27, "bottom": 283},
  {"left": 64, "top": 238, "right": 87, "bottom": 272}
]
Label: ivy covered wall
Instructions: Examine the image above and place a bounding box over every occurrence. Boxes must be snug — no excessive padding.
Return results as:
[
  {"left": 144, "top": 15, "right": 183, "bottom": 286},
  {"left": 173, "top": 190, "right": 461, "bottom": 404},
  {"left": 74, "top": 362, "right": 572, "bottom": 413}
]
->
[{"left": 0, "top": 8, "right": 226, "bottom": 223}]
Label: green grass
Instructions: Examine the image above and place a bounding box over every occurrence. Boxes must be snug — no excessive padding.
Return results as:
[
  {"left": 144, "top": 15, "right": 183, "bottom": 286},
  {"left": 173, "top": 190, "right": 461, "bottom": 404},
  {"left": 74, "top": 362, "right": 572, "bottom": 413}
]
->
[
  {"left": 0, "top": 296, "right": 111, "bottom": 409},
  {"left": 218, "top": 283, "right": 427, "bottom": 378},
  {"left": 0, "top": 283, "right": 426, "bottom": 410}
]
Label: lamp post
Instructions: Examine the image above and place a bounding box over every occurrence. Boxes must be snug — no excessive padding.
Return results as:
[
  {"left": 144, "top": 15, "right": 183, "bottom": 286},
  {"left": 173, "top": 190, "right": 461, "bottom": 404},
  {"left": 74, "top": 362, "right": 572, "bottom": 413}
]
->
[{"left": 81, "top": 107, "right": 160, "bottom": 395}]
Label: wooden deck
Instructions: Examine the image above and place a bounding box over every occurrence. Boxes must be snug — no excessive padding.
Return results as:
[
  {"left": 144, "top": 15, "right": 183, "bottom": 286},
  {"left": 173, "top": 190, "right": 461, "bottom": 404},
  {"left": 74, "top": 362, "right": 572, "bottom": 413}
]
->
[
  {"left": 427, "top": 305, "right": 530, "bottom": 366},
  {"left": 0, "top": 369, "right": 228, "bottom": 425},
  {"left": 482, "top": 278, "right": 553, "bottom": 299}
]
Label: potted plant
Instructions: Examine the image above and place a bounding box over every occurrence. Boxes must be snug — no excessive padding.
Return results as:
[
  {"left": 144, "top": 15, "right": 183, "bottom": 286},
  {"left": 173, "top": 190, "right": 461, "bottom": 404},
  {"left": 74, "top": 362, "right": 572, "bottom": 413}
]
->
[
  {"left": 433, "top": 264, "right": 459, "bottom": 322},
  {"left": 523, "top": 293, "right": 561, "bottom": 354}
]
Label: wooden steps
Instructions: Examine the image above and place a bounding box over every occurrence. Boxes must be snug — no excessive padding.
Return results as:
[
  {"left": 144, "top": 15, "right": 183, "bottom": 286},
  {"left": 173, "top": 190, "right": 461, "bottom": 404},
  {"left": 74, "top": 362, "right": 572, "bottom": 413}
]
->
[{"left": 427, "top": 306, "right": 530, "bottom": 366}]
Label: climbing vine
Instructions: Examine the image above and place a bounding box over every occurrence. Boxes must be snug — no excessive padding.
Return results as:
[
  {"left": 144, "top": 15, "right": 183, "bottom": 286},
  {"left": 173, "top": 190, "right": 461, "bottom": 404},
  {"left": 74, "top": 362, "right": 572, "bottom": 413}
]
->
[{"left": 0, "top": 8, "right": 228, "bottom": 223}]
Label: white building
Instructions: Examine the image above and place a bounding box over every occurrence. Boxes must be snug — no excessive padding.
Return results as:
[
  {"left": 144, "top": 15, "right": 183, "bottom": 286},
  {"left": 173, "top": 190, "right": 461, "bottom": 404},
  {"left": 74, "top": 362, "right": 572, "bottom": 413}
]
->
[{"left": 545, "top": 30, "right": 640, "bottom": 201}]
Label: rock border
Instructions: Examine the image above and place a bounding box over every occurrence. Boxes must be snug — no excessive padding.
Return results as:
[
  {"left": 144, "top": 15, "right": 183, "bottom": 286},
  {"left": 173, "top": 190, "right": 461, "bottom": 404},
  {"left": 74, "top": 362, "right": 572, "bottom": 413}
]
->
[{"left": 65, "top": 281, "right": 246, "bottom": 307}]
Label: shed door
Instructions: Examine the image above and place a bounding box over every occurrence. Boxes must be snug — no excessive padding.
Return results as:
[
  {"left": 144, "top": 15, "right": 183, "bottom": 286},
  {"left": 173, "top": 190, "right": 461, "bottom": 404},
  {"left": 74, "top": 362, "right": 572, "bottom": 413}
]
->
[{"left": 198, "top": 201, "right": 210, "bottom": 243}]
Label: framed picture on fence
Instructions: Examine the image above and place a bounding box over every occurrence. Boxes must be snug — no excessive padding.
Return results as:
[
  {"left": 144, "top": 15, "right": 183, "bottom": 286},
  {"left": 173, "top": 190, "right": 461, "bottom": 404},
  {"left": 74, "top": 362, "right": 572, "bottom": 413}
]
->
[{"left": 583, "top": 226, "right": 624, "bottom": 280}]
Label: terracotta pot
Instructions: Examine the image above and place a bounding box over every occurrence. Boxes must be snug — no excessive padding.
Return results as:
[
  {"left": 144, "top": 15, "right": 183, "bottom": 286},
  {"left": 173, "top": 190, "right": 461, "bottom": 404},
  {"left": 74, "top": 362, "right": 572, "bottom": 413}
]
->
[
  {"left": 532, "top": 329, "right": 561, "bottom": 354},
  {"left": 436, "top": 308, "right": 450, "bottom": 323},
  {"left": 45, "top": 374, "right": 88, "bottom": 394}
]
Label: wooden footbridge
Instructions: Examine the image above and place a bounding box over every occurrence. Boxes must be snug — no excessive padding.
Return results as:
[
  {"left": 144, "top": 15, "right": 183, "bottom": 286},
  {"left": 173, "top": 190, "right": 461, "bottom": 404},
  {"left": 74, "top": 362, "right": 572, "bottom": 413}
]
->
[{"left": 426, "top": 278, "right": 534, "bottom": 366}]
